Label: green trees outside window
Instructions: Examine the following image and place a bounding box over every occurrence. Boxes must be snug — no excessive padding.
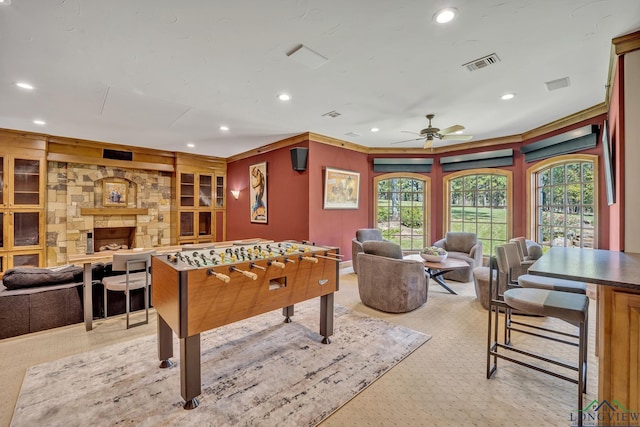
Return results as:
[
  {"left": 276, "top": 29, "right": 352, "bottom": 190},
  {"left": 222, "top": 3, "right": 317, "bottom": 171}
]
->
[
  {"left": 445, "top": 170, "right": 511, "bottom": 256},
  {"left": 532, "top": 156, "right": 596, "bottom": 249},
  {"left": 375, "top": 174, "right": 429, "bottom": 251}
]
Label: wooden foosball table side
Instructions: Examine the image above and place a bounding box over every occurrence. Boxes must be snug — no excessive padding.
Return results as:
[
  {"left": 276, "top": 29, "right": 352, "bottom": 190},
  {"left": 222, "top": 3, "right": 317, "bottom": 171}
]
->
[{"left": 151, "top": 246, "right": 340, "bottom": 409}]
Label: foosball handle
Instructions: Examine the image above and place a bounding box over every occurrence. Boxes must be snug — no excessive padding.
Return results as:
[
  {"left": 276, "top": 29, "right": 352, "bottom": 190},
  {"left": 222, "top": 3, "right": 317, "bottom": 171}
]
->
[
  {"left": 300, "top": 256, "right": 319, "bottom": 263},
  {"left": 207, "top": 269, "right": 231, "bottom": 283},
  {"left": 269, "top": 260, "right": 286, "bottom": 269},
  {"left": 230, "top": 266, "right": 258, "bottom": 280}
]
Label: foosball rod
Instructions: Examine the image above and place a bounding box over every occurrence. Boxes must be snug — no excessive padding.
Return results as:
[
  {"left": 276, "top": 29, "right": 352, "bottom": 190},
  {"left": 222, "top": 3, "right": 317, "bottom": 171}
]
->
[{"left": 313, "top": 254, "right": 342, "bottom": 261}]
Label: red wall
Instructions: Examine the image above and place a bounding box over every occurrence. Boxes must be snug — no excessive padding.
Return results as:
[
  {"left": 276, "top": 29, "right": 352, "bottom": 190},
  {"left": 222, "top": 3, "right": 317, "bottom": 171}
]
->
[
  {"left": 227, "top": 116, "right": 614, "bottom": 260},
  {"left": 307, "top": 142, "right": 369, "bottom": 258},
  {"left": 226, "top": 142, "right": 310, "bottom": 242},
  {"left": 226, "top": 139, "right": 370, "bottom": 259}
]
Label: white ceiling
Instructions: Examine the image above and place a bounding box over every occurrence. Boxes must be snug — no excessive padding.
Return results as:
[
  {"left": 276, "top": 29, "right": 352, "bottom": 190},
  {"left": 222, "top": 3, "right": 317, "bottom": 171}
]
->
[{"left": 1, "top": 1, "right": 639, "bottom": 159}]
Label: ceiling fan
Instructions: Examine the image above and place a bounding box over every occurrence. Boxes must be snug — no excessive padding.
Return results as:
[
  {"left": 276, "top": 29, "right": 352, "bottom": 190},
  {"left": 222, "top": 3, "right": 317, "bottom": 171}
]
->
[{"left": 392, "top": 114, "right": 473, "bottom": 149}]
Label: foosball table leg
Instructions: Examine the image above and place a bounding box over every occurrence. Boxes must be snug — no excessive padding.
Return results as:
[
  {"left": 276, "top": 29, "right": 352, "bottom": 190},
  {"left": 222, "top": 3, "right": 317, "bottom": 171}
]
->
[
  {"left": 180, "top": 334, "right": 201, "bottom": 410},
  {"left": 282, "top": 305, "right": 294, "bottom": 323},
  {"left": 320, "top": 293, "right": 334, "bottom": 344},
  {"left": 158, "top": 315, "right": 174, "bottom": 368}
]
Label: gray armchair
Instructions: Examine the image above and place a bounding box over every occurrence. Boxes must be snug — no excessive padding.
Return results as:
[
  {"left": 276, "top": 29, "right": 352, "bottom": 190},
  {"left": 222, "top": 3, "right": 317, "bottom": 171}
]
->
[
  {"left": 351, "top": 228, "right": 387, "bottom": 274},
  {"left": 507, "top": 237, "right": 543, "bottom": 281},
  {"left": 433, "top": 232, "right": 483, "bottom": 282},
  {"left": 356, "top": 241, "right": 428, "bottom": 313}
]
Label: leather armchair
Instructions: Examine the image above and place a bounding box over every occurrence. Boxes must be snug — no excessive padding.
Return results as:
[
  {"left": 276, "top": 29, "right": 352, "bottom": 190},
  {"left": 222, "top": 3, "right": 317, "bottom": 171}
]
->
[
  {"left": 351, "top": 228, "right": 387, "bottom": 274},
  {"left": 433, "top": 232, "right": 483, "bottom": 282},
  {"left": 356, "top": 241, "right": 428, "bottom": 313}
]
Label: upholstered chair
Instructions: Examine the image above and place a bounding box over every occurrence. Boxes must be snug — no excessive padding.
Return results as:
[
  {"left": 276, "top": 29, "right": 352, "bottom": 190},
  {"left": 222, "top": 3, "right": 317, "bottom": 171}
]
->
[
  {"left": 355, "top": 241, "right": 428, "bottom": 313},
  {"left": 507, "top": 237, "right": 543, "bottom": 281},
  {"left": 432, "top": 232, "right": 483, "bottom": 282},
  {"left": 351, "top": 228, "right": 387, "bottom": 274}
]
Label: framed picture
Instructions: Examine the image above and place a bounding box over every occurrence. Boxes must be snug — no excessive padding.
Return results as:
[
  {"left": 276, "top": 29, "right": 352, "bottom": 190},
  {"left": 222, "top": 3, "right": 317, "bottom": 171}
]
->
[
  {"left": 250, "top": 162, "right": 267, "bottom": 223},
  {"left": 323, "top": 167, "right": 360, "bottom": 209},
  {"left": 103, "top": 180, "right": 127, "bottom": 206}
]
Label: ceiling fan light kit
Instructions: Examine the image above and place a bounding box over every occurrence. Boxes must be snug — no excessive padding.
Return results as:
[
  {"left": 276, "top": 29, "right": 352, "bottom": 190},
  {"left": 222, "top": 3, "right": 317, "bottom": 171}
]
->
[{"left": 391, "top": 113, "right": 473, "bottom": 148}]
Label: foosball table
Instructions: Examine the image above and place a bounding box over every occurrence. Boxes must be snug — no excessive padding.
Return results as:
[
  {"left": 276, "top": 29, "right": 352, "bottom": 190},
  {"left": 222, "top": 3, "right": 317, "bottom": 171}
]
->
[{"left": 151, "top": 240, "right": 341, "bottom": 409}]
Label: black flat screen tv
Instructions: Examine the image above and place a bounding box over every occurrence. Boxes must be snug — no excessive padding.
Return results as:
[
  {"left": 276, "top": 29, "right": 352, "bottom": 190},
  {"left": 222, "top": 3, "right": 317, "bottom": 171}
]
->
[{"left": 602, "top": 119, "right": 615, "bottom": 206}]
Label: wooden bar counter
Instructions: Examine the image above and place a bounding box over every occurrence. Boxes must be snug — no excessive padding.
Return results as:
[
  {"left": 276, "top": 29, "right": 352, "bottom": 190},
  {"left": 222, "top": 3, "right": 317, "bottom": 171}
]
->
[{"left": 528, "top": 247, "right": 640, "bottom": 414}]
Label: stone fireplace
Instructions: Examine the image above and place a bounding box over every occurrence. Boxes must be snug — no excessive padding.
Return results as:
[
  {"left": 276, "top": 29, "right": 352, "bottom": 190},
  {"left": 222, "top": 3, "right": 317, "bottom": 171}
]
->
[{"left": 46, "top": 162, "right": 173, "bottom": 266}]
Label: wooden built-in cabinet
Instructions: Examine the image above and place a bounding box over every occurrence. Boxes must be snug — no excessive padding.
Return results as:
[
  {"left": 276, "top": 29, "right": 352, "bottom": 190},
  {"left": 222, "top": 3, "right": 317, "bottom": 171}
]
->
[
  {"left": 0, "top": 135, "right": 46, "bottom": 274},
  {"left": 174, "top": 154, "right": 226, "bottom": 245},
  {"left": 599, "top": 286, "right": 640, "bottom": 413}
]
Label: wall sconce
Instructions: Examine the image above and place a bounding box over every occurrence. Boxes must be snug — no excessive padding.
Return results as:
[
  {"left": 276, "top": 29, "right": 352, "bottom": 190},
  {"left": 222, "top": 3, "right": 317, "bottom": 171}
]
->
[{"left": 231, "top": 190, "right": 240, "bottom": 200}]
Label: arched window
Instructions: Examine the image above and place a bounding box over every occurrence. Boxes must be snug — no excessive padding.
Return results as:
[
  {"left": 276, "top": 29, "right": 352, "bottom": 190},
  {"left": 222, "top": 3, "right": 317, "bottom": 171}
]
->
[
  {"left": 374, "top": 173, "right": 429, "bottom": 251},
  {"left": 527, "top": 155, "right": 597, "bottom": 249},
  {"left": 443, "top": 169, "right": 512, "bottom": 256}
]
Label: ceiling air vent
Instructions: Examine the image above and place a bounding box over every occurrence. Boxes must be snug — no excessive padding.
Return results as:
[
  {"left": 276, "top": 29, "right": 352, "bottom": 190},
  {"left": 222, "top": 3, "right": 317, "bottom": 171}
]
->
[
  {"left": 322, "top": 110, "right": 341, "bottom": 118},
  {"left": 462, "top": 53, "right": 501, "bottom": 71},
  {"left": 545, "top": 77, "right": 570, "bottom": 91}
]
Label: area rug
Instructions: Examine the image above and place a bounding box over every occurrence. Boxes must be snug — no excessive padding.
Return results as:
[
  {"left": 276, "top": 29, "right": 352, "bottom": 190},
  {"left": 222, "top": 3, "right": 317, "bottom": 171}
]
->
[{"left": 11, "top": 302, "right": 430, "bottom": 427}]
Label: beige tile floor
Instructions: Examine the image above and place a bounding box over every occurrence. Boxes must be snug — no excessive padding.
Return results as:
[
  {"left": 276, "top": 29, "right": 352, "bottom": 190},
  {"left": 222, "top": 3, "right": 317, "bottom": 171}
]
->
[{"left": 0, "top": 268, "right": 597, "bottom": 427}]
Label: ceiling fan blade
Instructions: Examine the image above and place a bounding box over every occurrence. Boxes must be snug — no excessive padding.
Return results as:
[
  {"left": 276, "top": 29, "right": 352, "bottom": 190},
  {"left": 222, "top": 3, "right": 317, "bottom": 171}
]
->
[
  {"left": 390, "top": 137, "right": 424, "bottom": 145},
  {"left": 400, "top": 130, "right": 421, "bottom": 135},
  {"left": 441, "top": 134, "right": 473, "bottom": 141},
  {"left": 439, "top": 125, "right": 465, "bottom": 135}
]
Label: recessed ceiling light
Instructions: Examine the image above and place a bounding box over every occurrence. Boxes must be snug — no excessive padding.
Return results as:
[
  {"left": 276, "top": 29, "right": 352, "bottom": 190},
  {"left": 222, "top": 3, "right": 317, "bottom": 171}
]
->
[
  {"left": 187, "top": 142, "right": 195, "bottom": 148},
  {"left": 370, "top": 127, "right": 380, "bottom": 132},
  {"left": 0, "top": 0, "right": 12, "bottom": 5},
  {"left": 278, "top": 93, "right": 291, "bottom": 101},
  {"left": 501, "top": 93, "right": 516, "bottom": 100},
  {"left": 16, "top": 82, "right": 34, "bottom": 90},
  {"left": 219, "top": 125, "right": 229, "bottom": 131},
  {"left": 33, "top": 119, "right": 46, "bottom": 125},
  {"left": 433, "top": 7, "right": 457, "bottom": 24}
]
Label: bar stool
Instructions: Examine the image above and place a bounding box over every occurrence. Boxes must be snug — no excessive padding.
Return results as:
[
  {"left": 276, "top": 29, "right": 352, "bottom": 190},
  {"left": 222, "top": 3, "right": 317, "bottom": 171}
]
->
[
  {"left": 102, "top": 250, "right": 155, "bottom": 329},
  {"left": 487, "top": 244, "right": 589, "bottom": 424},
  {"left": 501, "top": 242, "right": 586, "bottom": 294}
]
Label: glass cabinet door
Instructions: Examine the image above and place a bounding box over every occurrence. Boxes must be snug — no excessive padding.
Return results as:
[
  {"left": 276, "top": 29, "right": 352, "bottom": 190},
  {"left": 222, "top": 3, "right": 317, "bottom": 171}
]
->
[
  {"left": 199, "top": 175, "right": 212, "bottom": 207},
  {"left": 13, "top": 212, "right": 40, "bottom": 246},
  {"left": 216, "top": 176, "right": 224, "bottom": 207},
  {"left": 0, "top": 155, "right": 5, "bottom": 206},
  {"left": 0, "top": 212, "right": 4, "bottom": 250},
  {"left": 13, "top": 158, "right": 40, "bottom": 206},
  {"left": 180, "top": 173, "right": 195, "bottom": 207},
  {"left": 180, "top": 211, "right": 195, "bottom": 237},
  {"left": 198, "top": 212, "right": 212, "bottom": 236}
]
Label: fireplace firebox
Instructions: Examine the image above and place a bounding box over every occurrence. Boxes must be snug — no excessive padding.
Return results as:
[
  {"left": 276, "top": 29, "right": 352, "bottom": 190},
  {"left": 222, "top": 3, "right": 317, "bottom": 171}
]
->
[{"left": 93, "top": 227, "right": 136, "bottom": 251}]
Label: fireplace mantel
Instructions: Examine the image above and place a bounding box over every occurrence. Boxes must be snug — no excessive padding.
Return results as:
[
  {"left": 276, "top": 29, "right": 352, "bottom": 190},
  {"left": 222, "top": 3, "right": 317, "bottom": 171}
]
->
[{"left": 80, "top": 208, "right": 149, "bottom": 216}]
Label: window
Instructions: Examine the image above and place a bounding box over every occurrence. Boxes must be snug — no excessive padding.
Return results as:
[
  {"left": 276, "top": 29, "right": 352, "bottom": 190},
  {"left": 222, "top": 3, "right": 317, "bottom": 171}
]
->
[
  {"left": 374, "top": 173, "right": 429, "bottom": 251},
  {"left": 444, "top": 169, "right": 511, "bottom": 256},
  {"left": 528, "top": 155, "right": 597, "bottom": 249}
]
